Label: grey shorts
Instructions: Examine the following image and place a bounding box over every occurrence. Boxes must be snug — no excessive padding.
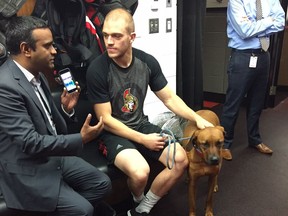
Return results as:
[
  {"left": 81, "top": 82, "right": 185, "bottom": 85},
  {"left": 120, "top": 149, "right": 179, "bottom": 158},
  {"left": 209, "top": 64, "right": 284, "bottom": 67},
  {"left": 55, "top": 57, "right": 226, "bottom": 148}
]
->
[{"left": 97, "top": 122, "right": 167, "bottom": 164}]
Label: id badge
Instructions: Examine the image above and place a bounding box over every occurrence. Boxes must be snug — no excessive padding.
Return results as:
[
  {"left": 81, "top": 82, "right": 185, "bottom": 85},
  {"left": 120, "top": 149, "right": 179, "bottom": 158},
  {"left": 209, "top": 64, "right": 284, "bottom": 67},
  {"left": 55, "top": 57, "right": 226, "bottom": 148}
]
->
[{"left": 249, "top": 56, "right": 258, "bottom": 68}]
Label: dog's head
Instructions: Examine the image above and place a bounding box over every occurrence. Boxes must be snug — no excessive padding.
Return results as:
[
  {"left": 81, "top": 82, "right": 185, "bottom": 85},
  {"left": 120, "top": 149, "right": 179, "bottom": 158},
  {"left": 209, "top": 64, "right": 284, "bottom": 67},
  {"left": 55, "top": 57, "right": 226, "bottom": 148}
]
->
[{"left": 186, "top": 126, "right": 225, "bottom": 165}]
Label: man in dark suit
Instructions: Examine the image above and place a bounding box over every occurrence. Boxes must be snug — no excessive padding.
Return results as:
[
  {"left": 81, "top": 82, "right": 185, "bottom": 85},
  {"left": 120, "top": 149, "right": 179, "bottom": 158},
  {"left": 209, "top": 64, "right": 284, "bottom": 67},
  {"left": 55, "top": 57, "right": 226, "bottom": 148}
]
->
[{"left": 0, "top": 16, "right": 112, "bottom": 216}]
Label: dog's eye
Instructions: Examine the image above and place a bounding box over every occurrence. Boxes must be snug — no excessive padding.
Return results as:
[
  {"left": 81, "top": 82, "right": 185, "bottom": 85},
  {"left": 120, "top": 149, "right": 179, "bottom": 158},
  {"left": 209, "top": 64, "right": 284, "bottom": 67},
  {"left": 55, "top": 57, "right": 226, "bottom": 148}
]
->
[
  {"left": 216, "top": 141, "right": 223, "bottom": 148},
  {"left": 201, "top": 143, "right": 210, "bottom": 149}
]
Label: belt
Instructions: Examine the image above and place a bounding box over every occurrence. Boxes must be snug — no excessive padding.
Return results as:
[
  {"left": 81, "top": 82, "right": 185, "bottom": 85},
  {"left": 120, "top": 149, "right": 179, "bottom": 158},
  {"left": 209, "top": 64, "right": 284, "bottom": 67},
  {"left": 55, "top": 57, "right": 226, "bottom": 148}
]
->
[{"left": 231, "top": 48, "right": 266, "bottom": 54}]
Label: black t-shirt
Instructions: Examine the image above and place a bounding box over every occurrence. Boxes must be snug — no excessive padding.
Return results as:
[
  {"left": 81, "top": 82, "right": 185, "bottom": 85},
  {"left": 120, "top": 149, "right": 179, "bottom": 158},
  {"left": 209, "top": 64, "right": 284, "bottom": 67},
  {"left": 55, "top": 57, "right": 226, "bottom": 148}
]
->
[{"left": 86, "top": 48, "right": 168, "bottom": 129}]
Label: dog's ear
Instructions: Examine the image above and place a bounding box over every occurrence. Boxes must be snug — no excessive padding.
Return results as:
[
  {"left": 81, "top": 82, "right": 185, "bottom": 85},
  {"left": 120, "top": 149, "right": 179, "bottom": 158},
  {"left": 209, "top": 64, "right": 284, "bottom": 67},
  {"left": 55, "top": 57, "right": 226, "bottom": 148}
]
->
[
  {"left": 216, "top": 126, "right": 226, "bottom": 135},
  {"left": 193, "top": 130, "right": 200, "bottom": 139},
  {"left": 185, "top": 139, "right": 194, "bottom": 151},
  {"left": 185, "top": 131, "right": 198, "bottom": 151}
]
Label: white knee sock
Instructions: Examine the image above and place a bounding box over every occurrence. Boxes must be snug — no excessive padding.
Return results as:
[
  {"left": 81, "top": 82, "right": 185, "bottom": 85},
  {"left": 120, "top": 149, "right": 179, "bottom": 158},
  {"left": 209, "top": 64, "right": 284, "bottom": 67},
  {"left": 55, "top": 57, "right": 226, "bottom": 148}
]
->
[{"left": 136, "top": 190, "right": 161, "bottom": 213}]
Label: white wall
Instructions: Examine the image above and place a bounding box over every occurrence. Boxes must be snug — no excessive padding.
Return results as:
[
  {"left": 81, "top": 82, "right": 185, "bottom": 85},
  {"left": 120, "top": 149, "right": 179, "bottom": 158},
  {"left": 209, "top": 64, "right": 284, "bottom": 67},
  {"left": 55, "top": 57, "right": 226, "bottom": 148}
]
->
[{"left": 132, "top": 0, "right": 177, "bottom": 121}]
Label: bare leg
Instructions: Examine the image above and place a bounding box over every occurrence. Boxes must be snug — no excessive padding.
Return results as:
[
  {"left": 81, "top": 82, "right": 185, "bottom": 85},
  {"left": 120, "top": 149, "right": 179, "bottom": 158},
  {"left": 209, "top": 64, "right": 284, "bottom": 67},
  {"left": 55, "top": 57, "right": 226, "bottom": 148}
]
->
[
  {"left": 114, "top": 149, "right": 150, "bottom": 197},
  {"left": 150, "top": 142, "right": 188, "bottom": 197},
  {"left": 134, "top": 142, "right": 188, "bottom": 214}
]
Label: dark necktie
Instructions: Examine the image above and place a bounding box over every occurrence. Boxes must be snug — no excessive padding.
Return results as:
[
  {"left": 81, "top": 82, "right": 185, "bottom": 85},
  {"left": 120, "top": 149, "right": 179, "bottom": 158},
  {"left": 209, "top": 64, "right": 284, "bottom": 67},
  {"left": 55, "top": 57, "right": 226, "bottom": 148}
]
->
[{"left": 256, "top": 0, "right": 269, "bottom": 51}]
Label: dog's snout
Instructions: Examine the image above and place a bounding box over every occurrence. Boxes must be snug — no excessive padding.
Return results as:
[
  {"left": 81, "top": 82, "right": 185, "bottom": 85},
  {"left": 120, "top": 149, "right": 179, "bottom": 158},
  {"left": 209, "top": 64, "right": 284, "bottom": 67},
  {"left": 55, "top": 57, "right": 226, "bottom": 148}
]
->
[{"left": 209, "top": 156, "right": 220, "bottom": 165}]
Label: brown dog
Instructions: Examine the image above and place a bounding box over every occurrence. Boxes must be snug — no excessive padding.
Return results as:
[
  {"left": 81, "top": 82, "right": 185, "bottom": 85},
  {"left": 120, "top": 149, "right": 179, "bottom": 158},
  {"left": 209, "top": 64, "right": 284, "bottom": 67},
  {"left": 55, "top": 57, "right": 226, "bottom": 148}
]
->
[{"left": 181, "top": 110, "right": 224, "bottom": 216}]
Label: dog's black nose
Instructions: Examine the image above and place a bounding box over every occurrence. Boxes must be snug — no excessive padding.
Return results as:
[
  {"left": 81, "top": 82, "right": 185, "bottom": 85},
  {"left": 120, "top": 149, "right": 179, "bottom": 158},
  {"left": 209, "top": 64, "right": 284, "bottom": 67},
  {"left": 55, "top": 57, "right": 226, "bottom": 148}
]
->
[{"left": 209, "top": 156, "right": 219, "bottom": 165}]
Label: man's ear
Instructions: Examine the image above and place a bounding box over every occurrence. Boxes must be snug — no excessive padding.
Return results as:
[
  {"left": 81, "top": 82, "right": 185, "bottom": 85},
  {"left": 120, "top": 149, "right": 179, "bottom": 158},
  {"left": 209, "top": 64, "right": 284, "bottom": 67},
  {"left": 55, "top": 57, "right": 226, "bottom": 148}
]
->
[
  {"left": 20, "top": 42, "right": 31, "bottom": 57},
  {"left": 130, "top": 32, "right": 136, "bottom": 43}
]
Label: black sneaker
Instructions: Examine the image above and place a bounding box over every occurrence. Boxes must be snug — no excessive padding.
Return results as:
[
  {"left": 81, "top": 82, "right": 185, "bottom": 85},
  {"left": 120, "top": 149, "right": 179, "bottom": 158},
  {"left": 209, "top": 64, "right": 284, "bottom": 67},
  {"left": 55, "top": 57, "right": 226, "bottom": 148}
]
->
[{"left": 127, "top": 208, "right": 150, "bottom": 216}]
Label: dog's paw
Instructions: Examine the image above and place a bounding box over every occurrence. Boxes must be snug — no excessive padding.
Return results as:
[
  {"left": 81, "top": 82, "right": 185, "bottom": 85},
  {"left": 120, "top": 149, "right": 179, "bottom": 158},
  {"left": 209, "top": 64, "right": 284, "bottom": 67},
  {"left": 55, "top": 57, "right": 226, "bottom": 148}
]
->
[
  {"left": 213, "top": 184, "right": 219, "bottom": 192},
  {"left": 205, "top": 212, "right": 214, "bottom": 216}
]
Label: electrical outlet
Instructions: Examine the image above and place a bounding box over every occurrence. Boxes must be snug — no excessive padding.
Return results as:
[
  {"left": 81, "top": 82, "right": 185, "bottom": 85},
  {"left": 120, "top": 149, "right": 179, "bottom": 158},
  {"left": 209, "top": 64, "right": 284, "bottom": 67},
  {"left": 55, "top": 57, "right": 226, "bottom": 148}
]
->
[{"left": 149, "top": 18, "right": 159, "bottom": 34}]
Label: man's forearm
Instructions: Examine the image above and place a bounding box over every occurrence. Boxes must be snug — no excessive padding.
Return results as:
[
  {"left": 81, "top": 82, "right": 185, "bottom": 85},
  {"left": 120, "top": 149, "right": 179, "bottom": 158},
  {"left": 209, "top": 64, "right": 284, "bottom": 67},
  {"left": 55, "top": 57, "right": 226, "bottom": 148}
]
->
[{"left": 103, "top": 116, "right": 145, "bottom": 143}]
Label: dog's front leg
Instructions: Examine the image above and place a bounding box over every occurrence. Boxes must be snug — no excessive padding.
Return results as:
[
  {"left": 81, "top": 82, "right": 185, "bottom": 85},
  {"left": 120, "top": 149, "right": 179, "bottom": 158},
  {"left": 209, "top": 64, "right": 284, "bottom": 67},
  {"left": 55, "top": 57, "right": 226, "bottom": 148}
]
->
[
  {"left": 213, "top": 175, "right": 219, "bottom": 192},
  {"left": 188, "top": 175, "right": 198, "bottom": 216},
  {"left": 205, "top": 175, "right": 216, "bottom": 216}
]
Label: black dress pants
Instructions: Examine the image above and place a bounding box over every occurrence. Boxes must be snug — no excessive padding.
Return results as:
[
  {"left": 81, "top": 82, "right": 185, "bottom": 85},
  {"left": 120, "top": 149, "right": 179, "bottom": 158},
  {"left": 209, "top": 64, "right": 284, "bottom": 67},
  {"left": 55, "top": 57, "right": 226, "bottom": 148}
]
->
[
  {"left": 48, "top": 156, "right": 112, "bottom": 216},
  {"left": 221, "top": 49, "right": 270, "bottom": 149}
]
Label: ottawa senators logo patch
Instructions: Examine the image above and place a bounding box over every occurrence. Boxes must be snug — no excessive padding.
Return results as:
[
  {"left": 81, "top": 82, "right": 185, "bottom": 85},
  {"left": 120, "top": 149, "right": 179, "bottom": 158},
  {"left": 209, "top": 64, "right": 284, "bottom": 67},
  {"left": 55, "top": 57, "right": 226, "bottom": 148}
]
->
[{"left": 121, "top": 88, "right": 138, "bottom": 113}]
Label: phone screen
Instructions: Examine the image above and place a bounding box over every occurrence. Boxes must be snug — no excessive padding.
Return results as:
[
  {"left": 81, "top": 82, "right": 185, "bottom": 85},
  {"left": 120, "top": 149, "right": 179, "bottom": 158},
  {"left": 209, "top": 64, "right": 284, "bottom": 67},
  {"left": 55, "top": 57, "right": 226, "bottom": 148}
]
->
[{"left": 59, "top": 68, "right": 77, "bottom": 93}]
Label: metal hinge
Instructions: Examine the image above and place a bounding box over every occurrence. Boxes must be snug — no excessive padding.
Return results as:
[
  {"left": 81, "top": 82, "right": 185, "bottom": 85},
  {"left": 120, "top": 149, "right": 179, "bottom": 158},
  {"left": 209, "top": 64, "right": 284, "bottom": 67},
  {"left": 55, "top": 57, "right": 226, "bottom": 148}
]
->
[{"left": 269, "top": 86, "right": 276, "bottom": 95}]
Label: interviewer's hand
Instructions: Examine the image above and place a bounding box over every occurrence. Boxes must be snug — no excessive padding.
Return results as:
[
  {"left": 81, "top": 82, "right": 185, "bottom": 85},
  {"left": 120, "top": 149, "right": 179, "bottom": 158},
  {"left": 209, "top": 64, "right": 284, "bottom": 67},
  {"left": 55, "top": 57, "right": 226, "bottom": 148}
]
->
[
  {"left": 61, "top": 81, "right": 81, "bottom": 113},
  {"left": 80, "top": 114, "right": 104, "bottom": 144}
]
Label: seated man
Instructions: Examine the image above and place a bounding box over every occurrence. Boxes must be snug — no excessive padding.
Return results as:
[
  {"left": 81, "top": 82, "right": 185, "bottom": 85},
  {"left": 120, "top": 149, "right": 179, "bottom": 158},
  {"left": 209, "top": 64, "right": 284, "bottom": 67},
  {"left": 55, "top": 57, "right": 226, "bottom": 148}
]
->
[
  {"left": 86, "top": 8, "right": 213, "bottom": 216},
  {"left": 0, "top": 16, "right": 111, "bottom": 216}
]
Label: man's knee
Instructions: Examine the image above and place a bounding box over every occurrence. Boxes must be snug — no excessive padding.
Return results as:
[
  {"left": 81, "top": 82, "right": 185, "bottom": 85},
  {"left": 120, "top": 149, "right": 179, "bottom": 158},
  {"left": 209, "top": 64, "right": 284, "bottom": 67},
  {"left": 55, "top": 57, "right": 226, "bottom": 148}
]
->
[
  {"left": 176, "top": 148, "right": 189, "bottom": 169},
  {"left": 75, "top": 202, "right": 94, "bottom": 216},
  {"left": 95, "top": 174, "right": 112, "bottom": 196},
  {"left": 165, "top": 144, "right": 189, "bottom": 171},
  {"left": 132, "top": 166, "right": 150, "bottom": 184},
  {"left": 86, "top": 173, "right": 112, "bottom": 203},
  {"left": 75, "top": 205, "right": 94, "bottom": 216},
  {"left": 179, "top": 146, "right": 189, "bottom": 165},
  {"left": 51, "top": 200, "right": 94, "bottom": 216}
]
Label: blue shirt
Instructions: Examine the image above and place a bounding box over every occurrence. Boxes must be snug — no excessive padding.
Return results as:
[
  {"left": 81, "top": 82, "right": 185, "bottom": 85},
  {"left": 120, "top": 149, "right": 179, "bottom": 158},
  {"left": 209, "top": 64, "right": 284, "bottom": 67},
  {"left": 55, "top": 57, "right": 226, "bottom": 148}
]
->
[{"left": 227, "top": 0, "right": 285, "bottom": 49}]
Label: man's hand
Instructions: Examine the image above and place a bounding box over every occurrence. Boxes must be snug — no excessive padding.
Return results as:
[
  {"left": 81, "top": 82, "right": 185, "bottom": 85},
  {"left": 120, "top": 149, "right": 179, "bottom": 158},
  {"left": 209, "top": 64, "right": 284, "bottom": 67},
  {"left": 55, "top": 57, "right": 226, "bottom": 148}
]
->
[
  {"left": 61, "top": 81, "right": 81, "bottom": 113},
  {"left": 80, "top": 114, "right": 104, "bottom": 144},
  {"left": 195, "top": 115, "right": 214, "bottom": 129},
  {"left": 141, "top": 133, "right": 166, "bottom": 151}
]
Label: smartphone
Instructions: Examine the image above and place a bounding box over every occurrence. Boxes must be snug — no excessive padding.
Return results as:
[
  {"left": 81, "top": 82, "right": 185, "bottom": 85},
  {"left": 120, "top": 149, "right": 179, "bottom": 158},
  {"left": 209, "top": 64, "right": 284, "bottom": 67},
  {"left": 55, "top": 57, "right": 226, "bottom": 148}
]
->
[{"left": 58, "top": 68, "right": 77, "bottom": 93}]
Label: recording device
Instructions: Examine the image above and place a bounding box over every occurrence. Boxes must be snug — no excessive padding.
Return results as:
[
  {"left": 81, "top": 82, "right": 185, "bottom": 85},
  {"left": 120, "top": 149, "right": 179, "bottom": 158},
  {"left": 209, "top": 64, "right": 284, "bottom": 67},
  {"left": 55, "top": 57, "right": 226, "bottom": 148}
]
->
[{"left": 58, "top": 68, "right": 77, "bottom": 93}]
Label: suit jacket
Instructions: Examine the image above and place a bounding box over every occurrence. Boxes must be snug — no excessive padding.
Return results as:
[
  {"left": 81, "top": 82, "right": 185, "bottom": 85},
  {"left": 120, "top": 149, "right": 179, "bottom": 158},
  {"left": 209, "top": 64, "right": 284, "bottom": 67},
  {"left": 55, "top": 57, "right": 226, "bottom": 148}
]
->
[{"left": 0, "top": 58, "right": 83, "bottom": 211}]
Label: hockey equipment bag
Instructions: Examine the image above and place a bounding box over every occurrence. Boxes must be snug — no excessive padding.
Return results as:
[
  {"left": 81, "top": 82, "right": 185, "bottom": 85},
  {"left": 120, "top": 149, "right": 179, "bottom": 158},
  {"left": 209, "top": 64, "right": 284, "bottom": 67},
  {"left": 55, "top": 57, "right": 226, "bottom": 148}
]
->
[
  {"left": 46, "top": 0, "right": 104, "bottom": 89},
  {"left": 0, "top": 0, "right": 26, "bottom": 18}
]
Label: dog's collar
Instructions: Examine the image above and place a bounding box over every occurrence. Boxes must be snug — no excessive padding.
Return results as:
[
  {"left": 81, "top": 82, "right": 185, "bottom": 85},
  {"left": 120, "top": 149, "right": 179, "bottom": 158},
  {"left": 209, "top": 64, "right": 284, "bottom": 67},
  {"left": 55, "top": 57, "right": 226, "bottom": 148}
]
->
[{"left": 193, "top": 143, "right": 204, "bottom": 159}]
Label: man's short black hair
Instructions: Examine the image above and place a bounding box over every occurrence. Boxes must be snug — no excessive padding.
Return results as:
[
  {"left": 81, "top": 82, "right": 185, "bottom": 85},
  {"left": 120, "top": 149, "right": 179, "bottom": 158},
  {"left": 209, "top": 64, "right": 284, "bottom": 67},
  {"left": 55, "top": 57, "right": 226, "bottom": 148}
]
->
[{"left": 5, "top": 16, "right": 49, "bottom": 55}]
